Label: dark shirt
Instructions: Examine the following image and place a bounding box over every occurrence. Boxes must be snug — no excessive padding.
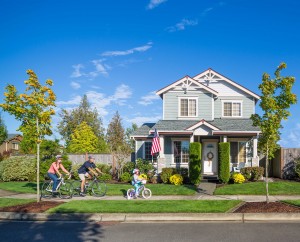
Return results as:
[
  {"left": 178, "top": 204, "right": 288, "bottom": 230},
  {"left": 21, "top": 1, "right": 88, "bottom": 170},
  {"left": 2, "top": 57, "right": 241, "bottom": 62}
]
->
[{"left": 78, "top": 161, "right": 96, "bottom": 174}]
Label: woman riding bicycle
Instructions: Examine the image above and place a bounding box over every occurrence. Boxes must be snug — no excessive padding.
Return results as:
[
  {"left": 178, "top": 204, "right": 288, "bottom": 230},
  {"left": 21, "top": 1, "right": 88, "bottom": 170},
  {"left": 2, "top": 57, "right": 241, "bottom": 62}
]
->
[{"left": 47, "top": 155, "right": 70, "bottom": 193}]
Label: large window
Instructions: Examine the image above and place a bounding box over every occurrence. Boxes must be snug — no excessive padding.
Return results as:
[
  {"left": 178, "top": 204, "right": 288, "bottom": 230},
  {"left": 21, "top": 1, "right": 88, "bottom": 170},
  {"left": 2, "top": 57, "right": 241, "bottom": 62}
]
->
[
  {"left": 179, "top": 98, "right": 197, "bottom": 117},
  {"left": 12, "top": 142, "right": 19, "bottom": 150},
  {"left": 223, "top": 101, "right": 242, "bottom": 117},
  {"left": 173, "top": 140, "right": 189, "bottom": 164},
  {"left": 145, "top": 142, "right": 157, "bottom": 162},
  {"left": 230, "top": 141, "right": 246, "bottom": 164}
]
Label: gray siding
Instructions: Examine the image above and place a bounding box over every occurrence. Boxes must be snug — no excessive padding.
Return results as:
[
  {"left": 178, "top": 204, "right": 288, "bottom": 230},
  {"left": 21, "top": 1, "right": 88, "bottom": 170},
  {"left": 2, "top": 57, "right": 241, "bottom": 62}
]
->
[
  {"left": 136, "top": 140, "right": 144, "bottom": 159},
  {"left": 214, "top": 96, "right": 255, "bottom": 119},
  {"left": 163, "top": 91, "right": 213, "bottom": 120}
]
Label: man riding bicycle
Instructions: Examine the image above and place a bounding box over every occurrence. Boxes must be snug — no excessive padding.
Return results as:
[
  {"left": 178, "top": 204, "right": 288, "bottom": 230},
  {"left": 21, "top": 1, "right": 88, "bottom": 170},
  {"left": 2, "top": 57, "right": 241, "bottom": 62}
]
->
[{"left": 78, "top": 155, "right": 102, "bottom": 197}]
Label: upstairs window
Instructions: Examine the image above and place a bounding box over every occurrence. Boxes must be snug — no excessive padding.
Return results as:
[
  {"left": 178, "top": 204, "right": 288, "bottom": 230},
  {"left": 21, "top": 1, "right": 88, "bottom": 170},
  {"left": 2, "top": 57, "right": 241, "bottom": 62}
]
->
[
  {"left": 179, "top": 98, "right": 197, "bottom": 117},
  {"left": 223, "top": 101, "right": 242, "bottom": 117}
]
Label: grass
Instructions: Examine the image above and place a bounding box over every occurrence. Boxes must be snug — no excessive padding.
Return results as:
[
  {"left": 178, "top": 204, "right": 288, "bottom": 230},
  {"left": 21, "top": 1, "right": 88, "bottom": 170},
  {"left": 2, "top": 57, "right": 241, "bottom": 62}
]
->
[
  {"left": 214, "top": 181, "right": 300, "bottom": 195},
  {"left": 47, "top": 200, "right": 241, "bottom": 213},
  {"left": 0, "top": 198, "right": 35, "bottom": 208},
  {"left": 282, "top": 200, "right": 300, "bottom": 207},
  {"left": 0, "top": 181, "right": 197, "bottom": 196}
]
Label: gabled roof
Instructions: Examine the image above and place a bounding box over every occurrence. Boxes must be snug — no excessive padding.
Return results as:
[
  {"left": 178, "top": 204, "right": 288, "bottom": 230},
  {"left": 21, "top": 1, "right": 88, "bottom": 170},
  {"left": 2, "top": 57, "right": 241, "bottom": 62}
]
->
[
  {"left": 193, "top": 68, "right": 260, "bottom": 101},
  {"left": 156, "top": 75, "right": 219, "bottom": 98},
  {"left": 4, "top": 134, "right": 22, "bottom": 142},
  {"left": 186, "top": 119, "right": 220, "bottom": 131}
]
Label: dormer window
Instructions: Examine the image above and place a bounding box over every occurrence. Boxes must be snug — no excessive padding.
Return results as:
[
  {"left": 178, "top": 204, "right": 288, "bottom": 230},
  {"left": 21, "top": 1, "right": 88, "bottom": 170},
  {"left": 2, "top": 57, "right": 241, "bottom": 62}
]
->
[
  {"left": 222, "top": 101, "right": 242, "bottom": 117},
  {"left": 179, "top": 97, "right": 198, "bottom": 117}
]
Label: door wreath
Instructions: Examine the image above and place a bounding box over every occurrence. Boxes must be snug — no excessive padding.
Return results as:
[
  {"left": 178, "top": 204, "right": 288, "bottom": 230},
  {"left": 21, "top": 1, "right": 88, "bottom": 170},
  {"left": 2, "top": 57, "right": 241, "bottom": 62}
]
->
[{"left": 207, "top": 151, "right": 214, "bottom": 160}]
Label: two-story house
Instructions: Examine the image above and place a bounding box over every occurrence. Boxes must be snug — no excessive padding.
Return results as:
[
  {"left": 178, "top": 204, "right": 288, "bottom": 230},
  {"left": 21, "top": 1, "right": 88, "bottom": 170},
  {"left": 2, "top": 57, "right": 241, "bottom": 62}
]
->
[{"left": 131, "top": 68, "right": 261, "bottom": 176}]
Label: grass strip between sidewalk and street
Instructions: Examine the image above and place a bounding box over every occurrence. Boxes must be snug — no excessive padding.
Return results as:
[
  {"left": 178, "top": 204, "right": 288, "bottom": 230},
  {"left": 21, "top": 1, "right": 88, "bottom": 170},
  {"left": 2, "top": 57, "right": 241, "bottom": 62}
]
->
[
  {"left": 214, "top": 181, "right": 300, "bottom": 195},
  {"left": 46, "top": 200, "right": 242, "bottom": 213},
  {"left": 282, "top": 200, "right": 300, "bottom": 207},
  {"left": 0, "top": 198, "right": 35, "bottom": 208}
]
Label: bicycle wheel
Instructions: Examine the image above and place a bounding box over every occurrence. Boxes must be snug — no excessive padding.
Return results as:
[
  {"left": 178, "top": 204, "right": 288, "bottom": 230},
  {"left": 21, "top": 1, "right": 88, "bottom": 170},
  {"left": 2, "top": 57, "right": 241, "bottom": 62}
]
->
[
  {"left": 127, "top": 188, "right": 135, "bottom": 200},
  {"left": 41, "top": 181, "right": 53, "bottom": 199},
  {"left": 91, "top": 180, "right": 107, "bottom": 197},
  {"left": 71, "top": 180, "right": 82, "bottom": 196},
  {"left": 58, "top": 181, "right": 73, "bottom": 199},
  {"left": 142, "top": 188, "right": 152, "bottom": 199}
]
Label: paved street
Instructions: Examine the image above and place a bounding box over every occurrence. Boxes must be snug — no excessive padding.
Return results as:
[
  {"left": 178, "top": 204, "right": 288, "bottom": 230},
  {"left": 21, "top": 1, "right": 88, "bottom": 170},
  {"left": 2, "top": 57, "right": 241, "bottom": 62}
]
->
[{"left": 1, "top": 221, "right": 300, "bottom": 242}]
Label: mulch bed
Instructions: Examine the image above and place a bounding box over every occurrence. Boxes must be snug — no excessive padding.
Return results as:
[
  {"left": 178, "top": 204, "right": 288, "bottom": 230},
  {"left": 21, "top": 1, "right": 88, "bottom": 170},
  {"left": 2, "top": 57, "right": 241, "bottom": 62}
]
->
[
  {"left": 233, "top": 201, "right": 300, "bottom": 213},
  {"left": 0, "top": 201, "right": 64, "bottom": 213}
]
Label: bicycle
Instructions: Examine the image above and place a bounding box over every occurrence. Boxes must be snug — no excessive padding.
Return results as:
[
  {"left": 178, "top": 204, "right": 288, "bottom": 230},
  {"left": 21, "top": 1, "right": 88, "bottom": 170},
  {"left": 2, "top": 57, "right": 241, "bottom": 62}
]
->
[
  {"left": 72, "top": 174, "right": 107, "bottom": 197},
  {"left": 127, "top": 180, "right": 152, "bottom": 199},
  {"left": 40, "top": 173, "right": 73, "bottom": 199}
]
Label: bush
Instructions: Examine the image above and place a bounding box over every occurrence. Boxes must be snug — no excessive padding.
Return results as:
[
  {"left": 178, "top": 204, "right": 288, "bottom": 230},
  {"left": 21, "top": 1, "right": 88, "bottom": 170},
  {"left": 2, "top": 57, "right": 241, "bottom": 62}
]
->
[
  {"left": 294, "top": 158, "right": 300, "bottom": 178},
  {"left": 160, "top": 168, "right": 174, "bottom": 184},
  {"left": 99, "top": 173, "right": 112, "bottom": 181},
  {"left": 170, "top": 174, "right": 183, "bottom": 185},
  {"left": 189, "top": 142, "right": 201, "bottom": 185},
  {"left": 135, "top": 158, "right": 156, "bottom": 178},
  {"left": 122, "top": 161, "right": 135, "bottom": 174},
  {"left": 120, "top": 172, "right": 131, "bottom": 183},
  {"left": 232, "top": 173, "right": 245, "bottom": 184},
  {"left": 0, "top": 156, "right": 36, "bottom": 181},
  {"left": 240, "top": 167, "right": 264, "bottom": 181},
  {"left": 218, "top": 142, "right": 230, "bottom": 183}
]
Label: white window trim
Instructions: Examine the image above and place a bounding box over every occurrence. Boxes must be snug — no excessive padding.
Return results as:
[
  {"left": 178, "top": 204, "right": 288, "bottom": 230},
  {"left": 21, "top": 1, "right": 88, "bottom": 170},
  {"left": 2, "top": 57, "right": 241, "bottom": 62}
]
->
[
  {"left": 178, "top": 96, "right": 198, "bottom": 118},
  {"left": 221, "top": 100, "right": 243, "bottom": 117},
  {"left": 171, "top": 138, "right": 190, "bottom": 164}
]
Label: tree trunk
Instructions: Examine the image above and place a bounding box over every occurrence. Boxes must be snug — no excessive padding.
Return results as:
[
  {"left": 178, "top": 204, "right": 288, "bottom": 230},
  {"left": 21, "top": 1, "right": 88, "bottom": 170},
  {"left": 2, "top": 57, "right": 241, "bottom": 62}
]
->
[
  {"left": 36, "top": 117, "right": 40, "bottom": 202},
  {"left": 266, "top": 145, "right": 269, "bottom": 203}
]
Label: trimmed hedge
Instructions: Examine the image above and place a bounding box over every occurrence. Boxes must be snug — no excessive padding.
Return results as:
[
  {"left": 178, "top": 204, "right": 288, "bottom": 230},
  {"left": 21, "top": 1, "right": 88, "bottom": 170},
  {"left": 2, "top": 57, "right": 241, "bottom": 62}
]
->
[
  {"left": 240, "top": 166, "right": 264, "bottom": 181},
  {"left": 218, "top": 142, "right": 230, "bottom": 183},
  {"left": 189, "top": 142, "right": 201, "bottom": 185}
]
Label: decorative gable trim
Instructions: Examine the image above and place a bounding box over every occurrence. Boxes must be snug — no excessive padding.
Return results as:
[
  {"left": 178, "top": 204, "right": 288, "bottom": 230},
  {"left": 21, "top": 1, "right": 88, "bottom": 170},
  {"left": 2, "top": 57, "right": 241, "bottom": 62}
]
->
[
  {"left": 186, "top": 119, "right": 220, "bottom": 131},
  {"left": 156, "top": 75, "right": 219, "bottom": 98},
  {"left": 193, "top": 68, "right": 260, "bottom": 100}
]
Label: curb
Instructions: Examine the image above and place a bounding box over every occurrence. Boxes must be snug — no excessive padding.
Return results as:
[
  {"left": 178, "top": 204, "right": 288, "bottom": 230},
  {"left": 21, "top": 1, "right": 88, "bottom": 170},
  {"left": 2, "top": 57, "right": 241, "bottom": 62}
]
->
[{"left": 1, "top": 212, "right": 300, "bottom": 222}]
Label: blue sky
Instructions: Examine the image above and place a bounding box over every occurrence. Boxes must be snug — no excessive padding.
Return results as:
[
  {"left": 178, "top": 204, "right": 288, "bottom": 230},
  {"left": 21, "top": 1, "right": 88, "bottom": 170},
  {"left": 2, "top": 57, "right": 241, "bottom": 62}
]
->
[{"left": 0, "top": 0, "right": 299, "bottom": 148}]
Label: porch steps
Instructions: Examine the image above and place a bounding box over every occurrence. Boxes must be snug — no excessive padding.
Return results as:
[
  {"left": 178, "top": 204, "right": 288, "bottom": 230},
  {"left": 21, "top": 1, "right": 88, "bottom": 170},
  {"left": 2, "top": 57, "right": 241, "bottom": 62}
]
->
[{"left": 201, "top": 175, "right": 219, "bottom": 183}]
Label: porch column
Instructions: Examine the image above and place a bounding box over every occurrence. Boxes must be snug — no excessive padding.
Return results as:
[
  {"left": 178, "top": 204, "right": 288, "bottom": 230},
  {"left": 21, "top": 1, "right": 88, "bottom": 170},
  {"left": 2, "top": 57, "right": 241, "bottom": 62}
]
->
[
  {"left": 190, "top": 134, "right": 194, "bottom": 143},
  {"left": 223, "top": 136, "right": 227, "bottom": 142},
  {"left": 159, "top": 135, "right": 165, "bottom": 158},
  {"left": 251, "top": 136, "right": 259, "bottom": 167}
]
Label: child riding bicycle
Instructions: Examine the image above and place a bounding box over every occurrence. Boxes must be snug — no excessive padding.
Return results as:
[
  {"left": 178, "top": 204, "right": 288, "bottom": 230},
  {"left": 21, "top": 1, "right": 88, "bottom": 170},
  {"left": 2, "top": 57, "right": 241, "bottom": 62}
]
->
[{"left": 131, "top": 168, "right": 144, "bottom": 198}]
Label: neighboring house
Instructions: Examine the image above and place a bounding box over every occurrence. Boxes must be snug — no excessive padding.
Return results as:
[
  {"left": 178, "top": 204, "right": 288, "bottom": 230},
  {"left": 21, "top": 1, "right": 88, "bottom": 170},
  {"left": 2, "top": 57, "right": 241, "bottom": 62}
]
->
[
  {"left": 131, "top": 68, "right": 261, "bottom": 176},
  {"left": 0, "top": 134, "right": 22, "bottom": 155}
]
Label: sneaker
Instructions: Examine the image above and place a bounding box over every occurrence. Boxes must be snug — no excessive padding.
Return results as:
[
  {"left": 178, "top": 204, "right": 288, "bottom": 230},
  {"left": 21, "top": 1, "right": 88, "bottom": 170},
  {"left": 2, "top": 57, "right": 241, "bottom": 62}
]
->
[{"left": 79, "top": 192, "right": 86, "bottom": 197}]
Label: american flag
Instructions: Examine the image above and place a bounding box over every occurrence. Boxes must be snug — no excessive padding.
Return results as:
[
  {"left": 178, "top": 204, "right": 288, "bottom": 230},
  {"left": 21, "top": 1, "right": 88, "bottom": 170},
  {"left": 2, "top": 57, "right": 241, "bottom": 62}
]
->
[{"left": 151, "top": 128, "right": 161, "bottom": 155}]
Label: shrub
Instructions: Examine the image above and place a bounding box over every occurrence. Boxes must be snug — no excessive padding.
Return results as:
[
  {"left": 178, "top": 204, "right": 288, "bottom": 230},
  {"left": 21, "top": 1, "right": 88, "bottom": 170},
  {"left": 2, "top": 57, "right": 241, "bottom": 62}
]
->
[
  {"left": 120, "top": 172, "right": 131, "bottom": 183},
  {"left": 232, "top": 173, "right": 245, "bottom": 184},
  {"left": 294, "top": 158, "right": 300, "bottom": 178},
  {"left": 122, "top": 161, "right": 135, "bottom": 174},
  {"left": 170, "top": 174, "right": 183, "bottom": 185},
  {"left": 160, "top": 168, "right": 174, "bottom": 184},
  {"left": 135, "top": 158, "right": 155, "bottom": 177},
  {"left": 189, "top": 142, "right": 201, "bottom": 185},
  {"left": 99, "top": 173, "right": 112, "bottom": 181},
  {"left": 218, "top": 142, "right": 230, "bottom": 183},
  {"left": 240, "top": 167, "right": 264, "bottom": 181},
  {"left": 0, "top": 156, "right": 36, "bottom": 181}
]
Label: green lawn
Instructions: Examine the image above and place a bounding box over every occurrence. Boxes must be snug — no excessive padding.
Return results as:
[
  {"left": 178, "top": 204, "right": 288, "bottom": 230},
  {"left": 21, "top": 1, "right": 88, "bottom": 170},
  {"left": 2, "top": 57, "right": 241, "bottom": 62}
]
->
[
  {"left": 0, "top": 198, "right": 35, "bottom": 208},
  {"left": 282, "top": 200, "right": 300, "bottom": 207},
  {"left": 0, "top": 182, "right": 197, "bottom": 196},
  {"left": 47, "top": 200, "right": 241, "bottom": 213},
  {"left": 214, "top": 181, "right": 300, "bottom": 195}
]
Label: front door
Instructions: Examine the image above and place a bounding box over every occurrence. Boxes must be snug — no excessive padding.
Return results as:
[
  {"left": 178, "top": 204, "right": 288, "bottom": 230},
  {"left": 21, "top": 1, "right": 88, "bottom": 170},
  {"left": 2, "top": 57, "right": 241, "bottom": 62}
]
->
[{"left": 202, "top": 142, "right": 218, "bottom": 175}]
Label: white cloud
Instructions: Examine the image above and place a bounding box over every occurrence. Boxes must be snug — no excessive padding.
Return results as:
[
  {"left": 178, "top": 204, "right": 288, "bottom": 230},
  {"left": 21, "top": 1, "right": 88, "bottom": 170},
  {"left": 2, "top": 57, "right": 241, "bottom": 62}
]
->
[
  {"left": 127, "top": 115, "right": 161, "bottom": 126},
  {"left": 70, "top": 81, "right": 81, "bottom": 90},
  {"left": 138, "top": 91, "right": 160, "bottom": 106},
  {"left": 147, "top": 0, "right": 167, "bottom": 10},
  {"left": 90, "top": 59, "right": 110, "bottom": 77},
  {"left": 201, "top": 7, "right": 213, "bottom": 16},
  {"left": 167, "top": 18, "right": 198, "bottom": 32},
  {"left": 112, "top": 84, "right": 132, "bottom": 100},
  {"left": 70, "top": 64, "right": 84, "bottom": 78},
  {"left": 101, "top": 42, "right": 153, "bottom": 57},
  {"left": 56, "top": 96, "right": 82, "bottom": 106}
]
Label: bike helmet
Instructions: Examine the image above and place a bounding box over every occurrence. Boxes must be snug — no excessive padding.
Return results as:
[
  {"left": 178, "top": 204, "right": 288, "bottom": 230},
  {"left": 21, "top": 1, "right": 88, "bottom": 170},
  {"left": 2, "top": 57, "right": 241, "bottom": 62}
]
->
[{"left": 132, "top": 168, "right": 139, "bottom": 174}]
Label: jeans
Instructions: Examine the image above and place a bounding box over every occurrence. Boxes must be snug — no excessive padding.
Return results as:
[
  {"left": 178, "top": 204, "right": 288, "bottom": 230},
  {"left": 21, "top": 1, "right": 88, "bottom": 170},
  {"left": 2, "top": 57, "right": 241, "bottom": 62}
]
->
[{"left": 48, "top": 172, "right": 59, "bottom": 192}]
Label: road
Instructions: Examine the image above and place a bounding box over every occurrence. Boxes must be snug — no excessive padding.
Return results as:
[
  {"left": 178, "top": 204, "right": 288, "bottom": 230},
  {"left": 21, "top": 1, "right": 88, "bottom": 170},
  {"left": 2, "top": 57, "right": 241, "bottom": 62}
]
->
[{"left": 0, "top": 221, "right": 299, "bottom": 242}]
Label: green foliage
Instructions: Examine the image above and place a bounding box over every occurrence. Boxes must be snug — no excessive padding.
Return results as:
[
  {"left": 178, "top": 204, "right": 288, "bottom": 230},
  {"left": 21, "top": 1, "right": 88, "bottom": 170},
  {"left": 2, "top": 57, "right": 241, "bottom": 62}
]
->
[
  {"left": 135, "top": 158, "right": 155, "bottom": 178},
  {"left": 125, "top": 123, "right": 138, "bottom": 152},
  {"left": 120, "top": 172, "right": 132, "bottom": 183},
  {"left": 295, "top": 157, "right": 300, "bottom": 178},
  {"left": 98, "top": 173, "right": 112, "bottom": 181},
  {"left": 68, "top": 121, "right": 100, "bottom": 153},
  {"left": 160, "top": 167, "right": 188, "bottom": 184},
  {"left": 58, "top": 94, "right": 107, "bottom": 151},
  {"left": 0, "top": 156, "right": 36, "bottom": 181},
  {"left": 0, "top": 113, "right": 8, "bottom": 144},
  {"left": 169, "top": 174, "right": 183, "bottom": 185},
  {"left": 40, "top": 156, "right": 72, "bottom": 181},
  {"left": 189, "top": 142, "right": 201, "bottom": 185},
  {"left": 232, "top": 173, "right": 245, "bottom": 184},
  {"left": 122, "top": 161, "right": 135, "bottom": 174},
  {"left": 218, "top": 142, "right": 230, "bottom": 183},
  {"left": 240, "top": 167, "right": 264, "bottom": 181}
]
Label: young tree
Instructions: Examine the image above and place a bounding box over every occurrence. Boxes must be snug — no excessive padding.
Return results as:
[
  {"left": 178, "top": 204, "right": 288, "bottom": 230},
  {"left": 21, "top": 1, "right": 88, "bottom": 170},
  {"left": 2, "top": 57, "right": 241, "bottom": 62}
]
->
[
  {"left": 125, "top": 123, "right": 138, "bottom": 152},
  {"left": 0, "top": 70, "right": 56, "bottom": 202},
  {"left": 68, "top": 121, "right": 100, "bottom": 153},
  {"left": 0, "top": 113, "right": 8, "bottom": 144},
  {"left": 57, "top": 94, "right": 107, "bottom": 150},
  {"left": 251, "top": 63, "right": 297, "bottom": 202},
  {"left": 106, "top": 111, "right": 131, "bottom": 178}
]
